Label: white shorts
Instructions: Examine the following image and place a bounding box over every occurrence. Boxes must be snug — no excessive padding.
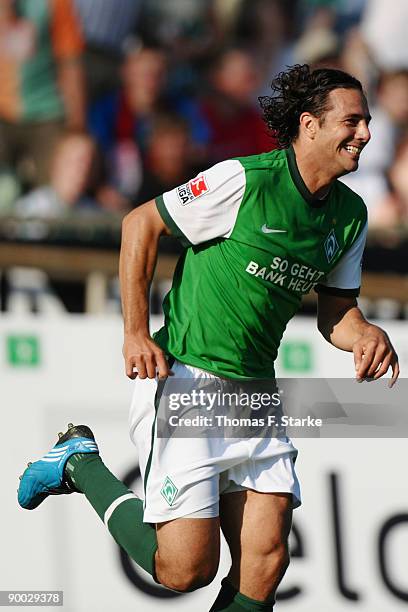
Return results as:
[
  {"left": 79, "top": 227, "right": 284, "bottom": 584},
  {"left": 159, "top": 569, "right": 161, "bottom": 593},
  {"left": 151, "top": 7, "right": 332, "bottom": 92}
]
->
[{"left": 129, "top": 360, "right": 301, "bottom": 523}]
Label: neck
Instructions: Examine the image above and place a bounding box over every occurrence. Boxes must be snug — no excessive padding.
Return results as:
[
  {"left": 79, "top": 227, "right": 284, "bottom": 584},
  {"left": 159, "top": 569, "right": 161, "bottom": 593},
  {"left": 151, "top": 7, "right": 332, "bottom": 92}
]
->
[{"left": 292, "top": 142, "right": 334, "bottom": 199}]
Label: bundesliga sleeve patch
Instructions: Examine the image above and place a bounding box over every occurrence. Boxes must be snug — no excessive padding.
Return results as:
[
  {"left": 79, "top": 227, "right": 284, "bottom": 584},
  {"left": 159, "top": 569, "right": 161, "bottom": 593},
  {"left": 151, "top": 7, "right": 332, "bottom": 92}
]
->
[{"left": 176, "top": 175, "right": 210, "bottom": 205}]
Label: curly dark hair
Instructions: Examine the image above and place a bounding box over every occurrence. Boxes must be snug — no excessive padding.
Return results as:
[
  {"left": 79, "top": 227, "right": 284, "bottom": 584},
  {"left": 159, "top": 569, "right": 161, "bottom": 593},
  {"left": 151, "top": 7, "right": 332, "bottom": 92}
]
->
[{"left": 259, "top": 64, "right": 364, "bottom": 149}]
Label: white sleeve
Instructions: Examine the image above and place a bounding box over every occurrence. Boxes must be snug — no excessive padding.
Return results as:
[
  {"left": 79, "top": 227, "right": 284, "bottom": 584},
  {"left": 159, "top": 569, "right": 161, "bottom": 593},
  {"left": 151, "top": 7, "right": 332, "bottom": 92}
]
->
[
  {"left": 321, "top": 222, "right": 367, "bottom": 291},
  {"left": 155, "top": 159, "right": 246, "bottom": 246}
]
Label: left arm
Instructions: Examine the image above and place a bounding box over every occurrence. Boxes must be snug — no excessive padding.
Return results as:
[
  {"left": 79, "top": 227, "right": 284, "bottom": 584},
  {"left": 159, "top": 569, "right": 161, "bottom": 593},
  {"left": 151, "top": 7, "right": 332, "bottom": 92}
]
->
[{"left": 317, "top": 293, "right": 400, "bottom": 387}]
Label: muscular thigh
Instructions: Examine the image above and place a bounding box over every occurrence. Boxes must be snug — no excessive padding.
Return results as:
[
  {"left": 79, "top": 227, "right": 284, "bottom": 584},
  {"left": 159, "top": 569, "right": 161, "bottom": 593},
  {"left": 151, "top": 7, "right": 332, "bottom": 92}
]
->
[
  {"left": 220, "top": 490, "right": 292, "bottom": 597},
  {"left": 156, "top": 516, "right": 220, "bottom": 575}
]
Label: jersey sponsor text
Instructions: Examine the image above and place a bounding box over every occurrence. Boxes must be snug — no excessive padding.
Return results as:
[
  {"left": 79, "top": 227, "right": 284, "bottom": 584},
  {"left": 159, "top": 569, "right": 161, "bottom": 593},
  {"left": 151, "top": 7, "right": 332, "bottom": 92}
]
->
[{"left": 246, "top": 257, "right": 325, "bottom": 294}]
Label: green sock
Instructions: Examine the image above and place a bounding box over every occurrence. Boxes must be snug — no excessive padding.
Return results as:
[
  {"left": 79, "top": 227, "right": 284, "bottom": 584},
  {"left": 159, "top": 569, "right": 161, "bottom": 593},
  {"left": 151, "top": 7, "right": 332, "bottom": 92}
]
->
[
  {"left": 210, "top": 579, "right": 275, "bottom": 611},
  {"left": 65, "top": 454, "right": 157, "bottom": 578}
]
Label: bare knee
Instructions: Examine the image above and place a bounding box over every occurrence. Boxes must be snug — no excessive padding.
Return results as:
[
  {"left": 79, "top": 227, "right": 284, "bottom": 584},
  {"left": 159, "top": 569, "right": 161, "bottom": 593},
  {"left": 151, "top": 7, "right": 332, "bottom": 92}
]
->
[
  {"left": 262, "top": 541, "right": 290, "bottom": 583},
  {"left": 155, "top": 516, "right": 220, "bottom": 592},
  {"left": 156, "top": 554, "right": 218, "bottom": 592}
]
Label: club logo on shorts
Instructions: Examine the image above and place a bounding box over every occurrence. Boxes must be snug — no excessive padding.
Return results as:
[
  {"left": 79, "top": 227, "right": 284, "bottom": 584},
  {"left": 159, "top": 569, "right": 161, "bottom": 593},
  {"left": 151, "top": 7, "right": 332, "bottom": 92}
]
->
[
  {"left": 160, "top": 476, "right": 179, "bottom": 506},
  {"left": 324, "top": 229, "right": 339, "bottom": 263},
  {"left": 177, "top": 175, "right": 209, "bottom": 205}
]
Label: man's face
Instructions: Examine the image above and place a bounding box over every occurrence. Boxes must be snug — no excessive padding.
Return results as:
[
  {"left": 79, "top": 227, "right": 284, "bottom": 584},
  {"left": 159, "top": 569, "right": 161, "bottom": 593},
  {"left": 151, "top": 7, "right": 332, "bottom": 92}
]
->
[{"left": 313, "top": 88, "right": 371, "bottom": 178}]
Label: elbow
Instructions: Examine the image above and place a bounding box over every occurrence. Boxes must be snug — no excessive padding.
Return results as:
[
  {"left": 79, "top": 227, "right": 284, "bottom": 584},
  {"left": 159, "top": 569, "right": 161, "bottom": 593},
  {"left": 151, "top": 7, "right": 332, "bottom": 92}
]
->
[
  {"left": 122, "top": 199, "right": 163, "bottom": 237},
  {"left": 121, "top": 200, "right": 165, "bottom": 246},
  {"left": 121, "top": 206, "right": 147, "bottom": 239},
  {"left": 122, "top": 206, "right": 140, "bottom": 229}
]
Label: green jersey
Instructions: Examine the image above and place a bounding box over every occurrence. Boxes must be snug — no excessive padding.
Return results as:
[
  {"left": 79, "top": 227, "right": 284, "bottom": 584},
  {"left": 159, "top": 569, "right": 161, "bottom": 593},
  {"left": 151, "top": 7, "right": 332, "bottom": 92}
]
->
[{"left": 154, "top": 147, "right": 367, "bottom": 379}]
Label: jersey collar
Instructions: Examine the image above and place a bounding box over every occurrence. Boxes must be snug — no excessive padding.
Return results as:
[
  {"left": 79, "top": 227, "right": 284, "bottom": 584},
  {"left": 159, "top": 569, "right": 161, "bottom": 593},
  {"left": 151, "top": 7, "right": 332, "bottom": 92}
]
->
[{"left": 286, "top": 146, "right": 330, "bottom": 208}]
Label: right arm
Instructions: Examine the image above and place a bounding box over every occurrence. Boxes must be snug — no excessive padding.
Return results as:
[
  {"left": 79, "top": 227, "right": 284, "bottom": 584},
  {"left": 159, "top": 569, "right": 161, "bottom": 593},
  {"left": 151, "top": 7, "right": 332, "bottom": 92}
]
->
[
  {"left": 119, "top": 200, "right": 171, "bottom": 379},
  {"left": 121, "top": 160, "right": 245, "bottom": 378}
]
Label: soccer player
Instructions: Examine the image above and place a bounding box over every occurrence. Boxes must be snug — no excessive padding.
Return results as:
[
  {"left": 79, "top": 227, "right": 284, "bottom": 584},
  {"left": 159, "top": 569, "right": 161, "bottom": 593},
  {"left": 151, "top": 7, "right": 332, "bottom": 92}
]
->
[{"left": 18, "top": 65, "right": 399, "bottom": 611}]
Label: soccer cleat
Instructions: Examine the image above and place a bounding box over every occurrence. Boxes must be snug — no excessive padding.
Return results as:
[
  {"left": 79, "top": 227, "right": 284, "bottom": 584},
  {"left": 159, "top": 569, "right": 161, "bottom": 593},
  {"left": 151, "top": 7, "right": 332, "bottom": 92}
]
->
[{"left": 18, "top": 424, "right": 99, "bottom": 510}]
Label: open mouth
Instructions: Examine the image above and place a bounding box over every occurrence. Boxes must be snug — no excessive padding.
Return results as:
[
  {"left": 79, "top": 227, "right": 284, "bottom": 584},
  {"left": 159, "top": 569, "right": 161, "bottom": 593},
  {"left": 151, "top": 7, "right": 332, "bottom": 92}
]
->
[{"left": 343, "top": 145, "right": 363, "bottom": 158}]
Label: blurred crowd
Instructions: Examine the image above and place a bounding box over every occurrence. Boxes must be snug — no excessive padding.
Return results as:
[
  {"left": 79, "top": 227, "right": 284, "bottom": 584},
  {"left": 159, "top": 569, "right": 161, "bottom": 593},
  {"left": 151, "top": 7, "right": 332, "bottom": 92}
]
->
[{"left": 1, "top": 0, "right": 408, "bottom": 228}]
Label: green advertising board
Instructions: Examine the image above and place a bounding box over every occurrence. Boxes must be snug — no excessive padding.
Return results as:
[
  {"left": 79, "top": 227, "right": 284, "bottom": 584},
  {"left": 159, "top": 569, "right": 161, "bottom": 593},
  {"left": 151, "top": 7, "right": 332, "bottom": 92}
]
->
[{"left": 6, "top": 335, "right": 41, "bottom": 367}]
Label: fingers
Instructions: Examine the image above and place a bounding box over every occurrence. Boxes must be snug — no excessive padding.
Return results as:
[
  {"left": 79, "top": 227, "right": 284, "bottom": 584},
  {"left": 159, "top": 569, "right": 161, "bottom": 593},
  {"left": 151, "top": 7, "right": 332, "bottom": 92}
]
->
[
  {"left": 135, "top": 350, "right": 170, "bottom": 379},
  {"left": 144, "top": 353, "right": 157, "bottom": 379},
  {"left": 372, "top": 354, "right": 392, "bottom": 381},
  {"left": 353, "top": 344, "right": 374, "bottom": 382},
  {"left": 126, "top": 357, "right": 138, "bottom": 379},
  {"left": 155, "top": 350, "right": 173, "bottom": 379},
  {"left": 353, "top": 344, "right": 363, "bottom": 378},
  {"left": 365, "top": 345, "right": 387, "bottom": 378},
  {"left": 354, "top": 337, "right": 385, "bottom": 379},
  {"left": 124, "top": 345, "right": 172, "bottom": 380},
  {"left": 135, "top": 354, "right": 148, "bottom": 379},
  {"left": 353, "top": 337, "right": 399, "bottom": 387},
  {"left": 389, "top": 358, "right": 400, "bottom": 388},
  {"left": 372, "top": 355, "right": 400, "bottom": 387}
]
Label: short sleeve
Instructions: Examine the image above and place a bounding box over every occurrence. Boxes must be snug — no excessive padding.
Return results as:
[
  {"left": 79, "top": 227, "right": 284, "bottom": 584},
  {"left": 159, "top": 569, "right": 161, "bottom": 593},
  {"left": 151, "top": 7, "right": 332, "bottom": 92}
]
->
[
  {"left": 315, "top": 222, "right": 367, "bottom": 297},
  {"left": 155, "top": 159, "right": 246, "bottom": 247}
]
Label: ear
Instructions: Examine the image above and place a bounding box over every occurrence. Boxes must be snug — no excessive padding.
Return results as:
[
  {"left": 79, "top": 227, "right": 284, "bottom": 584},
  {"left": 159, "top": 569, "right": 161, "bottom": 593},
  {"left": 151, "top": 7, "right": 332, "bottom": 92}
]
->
[{"left": 299, "top": 112, "right": 319, "bottom": 140}]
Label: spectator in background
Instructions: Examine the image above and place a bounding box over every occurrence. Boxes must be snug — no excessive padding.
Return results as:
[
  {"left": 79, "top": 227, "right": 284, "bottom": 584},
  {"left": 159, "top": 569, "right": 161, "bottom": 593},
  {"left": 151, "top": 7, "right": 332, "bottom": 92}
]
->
[
  {"left": 139, "top": 0, "right": 221, "bottom": 94},
  {"left": 338, "top": 27, "right": 373, "bottom": 92},
  {"left": 0, "top": 0, "right": 86, "bottom": 187},
  {"left": 213, "top": 0, "right": 246, "bottom": 40},
  {"left": 198, "top": 48, "right": 275, "bottom": 164},
  {"left": 293, "top": 4, "right": 341, "bottom": 69},
  {"left": 233, "top": 0, "right": 297, "bottom": 96},
  {"left": 299, "top": 0, "right": 366, "bottom": 34},
  {"left": 293, "top": 2, "right": 373, "bottom": 87},
  {"left": 73, "top": 0, "right": 143, "bottom": 102},
  {"left": 15, "top": 132, "right": 103, "bottom": 218},
  {"left": 341, "top": 70, "right": 408, "bottom": 220},
  {"left": 133, "top": 114, "right": 196, "bottom": 207},
  {"left": 292, "top": 8, "right": 370, "bottom": 85},
  {"left": 371, "top": 136, "right": 408, "bottom": 227},
  {"left": 360, "top": 0, "right": 408, "bottom": 71},
  {"left": 88, "top": 45, "right": 209, "bottom": 200},
  {"left": 88, "top": 46, "right": 167, "bottom": 202},
  {"left": 89, "top": 46, "right": 168, "bottom": 156}
]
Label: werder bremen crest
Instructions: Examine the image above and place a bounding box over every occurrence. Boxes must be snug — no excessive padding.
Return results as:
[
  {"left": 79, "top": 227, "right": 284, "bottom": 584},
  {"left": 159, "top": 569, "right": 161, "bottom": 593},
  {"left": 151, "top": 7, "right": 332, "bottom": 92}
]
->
[
  {"left": 160, "top": 476, "right": 179, "bottom": 506},
  {"left": 324, "top": 229, "right": 339, "bottom": 263}
]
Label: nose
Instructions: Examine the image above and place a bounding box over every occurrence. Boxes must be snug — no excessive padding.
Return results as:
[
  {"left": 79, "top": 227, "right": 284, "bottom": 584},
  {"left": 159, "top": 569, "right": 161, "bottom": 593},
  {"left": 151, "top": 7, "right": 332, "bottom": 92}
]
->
[{"left": 357, "top": 120, "right": 371, "bottom": 144}]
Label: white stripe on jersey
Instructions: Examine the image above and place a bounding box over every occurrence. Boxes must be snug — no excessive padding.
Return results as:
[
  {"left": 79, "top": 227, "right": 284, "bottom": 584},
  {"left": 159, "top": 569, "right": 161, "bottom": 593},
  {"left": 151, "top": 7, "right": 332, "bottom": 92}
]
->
[
  {"left": 161, "top": 160, "right": 246, "bottom": 245},
  {"left": 322, "top": 222, "right": 368, "bottom": 289}
]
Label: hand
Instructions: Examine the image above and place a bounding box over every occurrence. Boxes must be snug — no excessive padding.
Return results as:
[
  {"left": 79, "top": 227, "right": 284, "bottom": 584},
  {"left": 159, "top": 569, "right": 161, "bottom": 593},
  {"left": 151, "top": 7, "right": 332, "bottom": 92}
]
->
[
  {"left": 123, "top": 333, "right": 173, "bottom": 380},
  {"left": 352, "top": 325, "right": 400, "bottom": 387}
]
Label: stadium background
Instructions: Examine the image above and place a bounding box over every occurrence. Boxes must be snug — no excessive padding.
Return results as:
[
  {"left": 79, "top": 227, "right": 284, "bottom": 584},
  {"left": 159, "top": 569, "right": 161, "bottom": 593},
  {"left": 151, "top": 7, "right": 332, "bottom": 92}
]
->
[{"left": 1, "top": 1, "right": 407, "bottom": 611}]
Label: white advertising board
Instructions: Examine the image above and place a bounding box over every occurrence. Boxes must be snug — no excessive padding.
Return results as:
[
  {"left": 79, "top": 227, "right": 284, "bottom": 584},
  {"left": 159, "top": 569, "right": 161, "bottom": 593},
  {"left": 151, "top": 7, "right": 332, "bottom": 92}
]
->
[{"left": 1, "top": 315, "right": 407, "bottom": 612}]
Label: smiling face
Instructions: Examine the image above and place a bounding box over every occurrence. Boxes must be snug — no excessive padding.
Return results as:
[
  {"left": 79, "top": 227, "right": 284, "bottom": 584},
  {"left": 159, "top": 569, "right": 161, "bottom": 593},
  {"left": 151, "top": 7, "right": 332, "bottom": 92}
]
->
[{"left": 312, "top": 87, "right": 371, "bottom": 179}]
